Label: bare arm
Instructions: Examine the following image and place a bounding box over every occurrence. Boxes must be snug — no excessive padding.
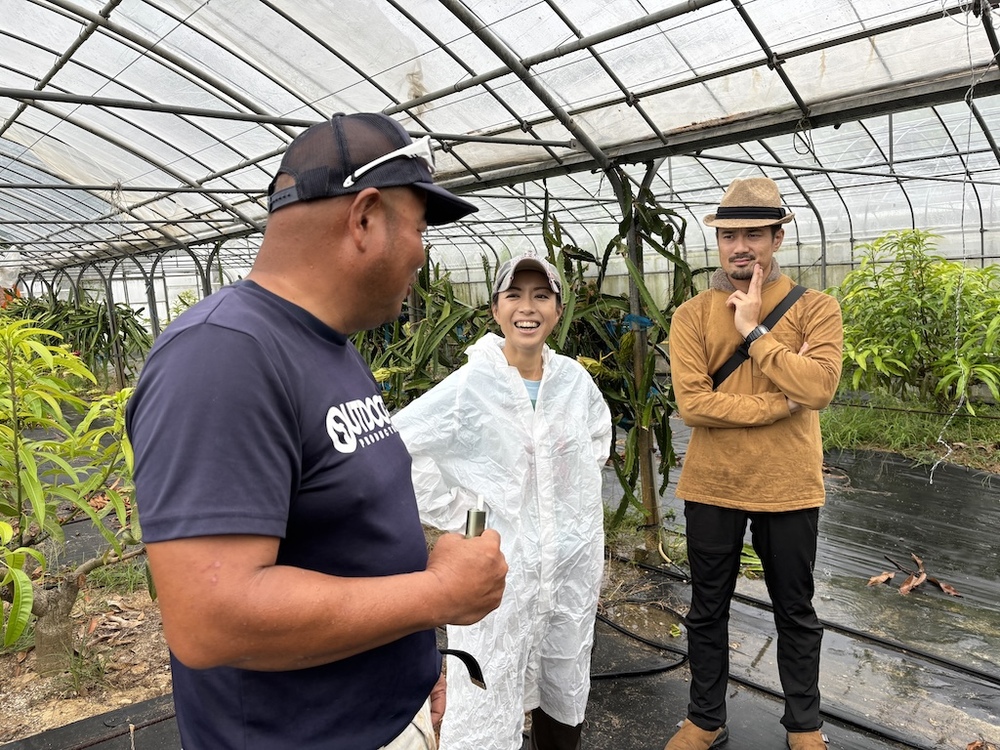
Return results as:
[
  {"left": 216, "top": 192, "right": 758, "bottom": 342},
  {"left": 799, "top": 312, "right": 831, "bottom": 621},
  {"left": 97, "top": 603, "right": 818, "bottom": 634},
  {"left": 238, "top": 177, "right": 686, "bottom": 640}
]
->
[{"left": 148, "top": 530, "right": 506, "bottom": 671}]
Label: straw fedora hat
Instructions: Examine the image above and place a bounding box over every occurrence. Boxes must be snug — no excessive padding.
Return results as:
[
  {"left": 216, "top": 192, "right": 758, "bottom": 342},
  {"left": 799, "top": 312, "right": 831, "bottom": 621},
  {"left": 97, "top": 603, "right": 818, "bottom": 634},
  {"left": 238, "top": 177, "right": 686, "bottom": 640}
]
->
[{"left": 703, "top": 177, "right": 794, "bottom": 228}]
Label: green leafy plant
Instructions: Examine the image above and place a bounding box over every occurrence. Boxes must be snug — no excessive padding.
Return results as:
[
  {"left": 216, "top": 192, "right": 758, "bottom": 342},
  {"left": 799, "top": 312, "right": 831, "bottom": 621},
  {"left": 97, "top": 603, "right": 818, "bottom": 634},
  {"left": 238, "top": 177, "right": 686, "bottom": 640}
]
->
[
  {"left": 821, "top": 394, "right": 1000, "bottom": 472},
  {"left": 169, "top": 289, "right": 199, "bottom": 321},
  {"left": 352, "top": 257, "right": 494, "bottom": 412},
  {"left": 830, "top": 229, "right": 1000, "bottom": 410},
  {"left": 3, "top": 296, "right": 153, "bottom": 389},
  {"left": 540, "top": 176, "right": 701, "bottom": 538},
  {"left": 85, "top": 555, "right": 149, "bottom": 595},
  {"left": 0, "top": 317, "right": 141, "bottom": 673},
  {"left": 60, "top": 638, "right": 108, "bottom": 697},
  {"left": 740, "top": 543, "right": 764, "bottom": 579}
]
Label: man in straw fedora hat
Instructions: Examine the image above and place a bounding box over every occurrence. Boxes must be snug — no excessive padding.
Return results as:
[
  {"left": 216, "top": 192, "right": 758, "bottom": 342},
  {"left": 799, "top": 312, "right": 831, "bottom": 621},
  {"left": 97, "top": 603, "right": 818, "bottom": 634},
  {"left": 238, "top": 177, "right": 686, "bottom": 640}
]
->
[{"left": 664, "top": 177, "right": 843, "bottom": 750}]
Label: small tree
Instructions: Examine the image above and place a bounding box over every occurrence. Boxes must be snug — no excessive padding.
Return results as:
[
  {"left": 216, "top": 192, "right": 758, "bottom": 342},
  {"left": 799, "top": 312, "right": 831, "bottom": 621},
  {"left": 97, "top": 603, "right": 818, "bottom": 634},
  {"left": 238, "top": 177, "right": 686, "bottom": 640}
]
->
[
  {"left": 831, "top": 229, "right": 1000, "bottom": 409},
  {"left": 538, "top": 181, "right": 703, "bottom": 537},
  {"left": 0, "top": 318, "right": 140, "bottom": 673},
  {"left": 352, "top": 257, "right": 493, "bottom": 412}
]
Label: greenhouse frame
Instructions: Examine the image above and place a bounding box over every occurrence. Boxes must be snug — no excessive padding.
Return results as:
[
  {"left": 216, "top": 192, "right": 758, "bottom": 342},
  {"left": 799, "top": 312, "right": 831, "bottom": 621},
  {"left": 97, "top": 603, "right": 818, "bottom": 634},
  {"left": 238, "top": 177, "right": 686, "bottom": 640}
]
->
[
  {"left": 1, "top": 0, "right": 999, "bottom": 327},
  {"left": 3, "top": 5, "right": 1000, "bottom": 748}
]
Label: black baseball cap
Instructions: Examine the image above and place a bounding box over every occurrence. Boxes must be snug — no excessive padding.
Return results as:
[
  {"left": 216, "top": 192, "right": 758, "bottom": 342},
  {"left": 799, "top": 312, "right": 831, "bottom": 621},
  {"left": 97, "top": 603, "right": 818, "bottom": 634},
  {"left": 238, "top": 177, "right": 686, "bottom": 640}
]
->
[{"left": 267, "top": 112, "right": 478, "bottom": 226}]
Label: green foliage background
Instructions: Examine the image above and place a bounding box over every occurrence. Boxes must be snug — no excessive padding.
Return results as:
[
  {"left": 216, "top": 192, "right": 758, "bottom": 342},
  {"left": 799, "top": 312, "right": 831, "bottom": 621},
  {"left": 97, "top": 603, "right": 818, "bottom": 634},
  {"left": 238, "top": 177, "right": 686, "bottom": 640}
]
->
[
  {"left": 0, "top": 317, "right": 138, "bottom": 649},
  {"left": 3, "top": 297, "right": 152, "bottom": 389},
  {"left": 829, "top": 229, "right": 1000, "bottom": 410}
]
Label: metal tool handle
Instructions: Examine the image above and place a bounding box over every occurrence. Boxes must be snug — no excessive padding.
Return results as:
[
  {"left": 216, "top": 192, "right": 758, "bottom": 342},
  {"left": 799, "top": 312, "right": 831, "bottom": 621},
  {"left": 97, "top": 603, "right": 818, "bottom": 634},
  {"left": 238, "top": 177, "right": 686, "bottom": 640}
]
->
[
  {"left": 464, "top": 508, "right": 486, "bottom": 538},
  {"left": 464, "top": 494, "right": 487, "bottom": 538}
]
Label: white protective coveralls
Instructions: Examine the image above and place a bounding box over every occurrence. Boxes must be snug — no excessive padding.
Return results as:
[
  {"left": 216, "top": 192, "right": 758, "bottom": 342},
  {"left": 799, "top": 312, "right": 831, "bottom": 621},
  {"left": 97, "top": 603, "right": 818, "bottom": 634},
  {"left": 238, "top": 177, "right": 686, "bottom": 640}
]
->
[{"left": 393, "top": 333, "right": 613, "bottom": 750}]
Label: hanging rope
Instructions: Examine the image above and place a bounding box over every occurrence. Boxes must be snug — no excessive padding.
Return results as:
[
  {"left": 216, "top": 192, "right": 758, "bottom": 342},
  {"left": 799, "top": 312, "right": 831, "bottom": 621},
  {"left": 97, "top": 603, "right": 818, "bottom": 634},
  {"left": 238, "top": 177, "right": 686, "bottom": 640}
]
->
[{"left": 928, "top": 2, "right": 999, "bottom": 482}]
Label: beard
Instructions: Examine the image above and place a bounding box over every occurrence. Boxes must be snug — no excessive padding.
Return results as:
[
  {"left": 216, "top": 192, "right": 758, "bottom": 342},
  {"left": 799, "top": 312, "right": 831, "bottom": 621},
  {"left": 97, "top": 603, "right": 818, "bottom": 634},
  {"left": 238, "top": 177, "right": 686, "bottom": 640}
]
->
[
  {"left": 728, "top": 267, "right": 754, "bottom": 281},
  {"left": 727, "top": 257, "right": 755, "bottom": 280}
]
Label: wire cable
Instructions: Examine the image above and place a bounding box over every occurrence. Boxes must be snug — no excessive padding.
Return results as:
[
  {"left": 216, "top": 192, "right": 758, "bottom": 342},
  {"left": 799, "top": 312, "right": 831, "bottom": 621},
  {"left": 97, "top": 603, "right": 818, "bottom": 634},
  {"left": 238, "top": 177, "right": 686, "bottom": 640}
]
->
[{"left": 829, "top": 400, "right": 1000, "bottom": 421}]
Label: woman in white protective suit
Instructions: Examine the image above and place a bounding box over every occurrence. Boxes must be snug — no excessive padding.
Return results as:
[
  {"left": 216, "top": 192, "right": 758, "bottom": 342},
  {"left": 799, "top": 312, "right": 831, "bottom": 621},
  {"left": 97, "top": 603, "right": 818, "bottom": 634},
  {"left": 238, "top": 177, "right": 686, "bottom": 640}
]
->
[{"left": 393, "top": 252, "right": 612, "bottom": 750}]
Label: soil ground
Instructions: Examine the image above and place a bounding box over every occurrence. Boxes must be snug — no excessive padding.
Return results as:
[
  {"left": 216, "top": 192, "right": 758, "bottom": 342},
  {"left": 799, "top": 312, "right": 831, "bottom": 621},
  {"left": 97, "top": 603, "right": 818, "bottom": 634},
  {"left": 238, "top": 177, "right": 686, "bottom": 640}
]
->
[
  {"left": 0, "top": 545, "right": 657, "bottom": 746},
  {"left": 0, "top": 587, "right": 171, "bottom": 745}
]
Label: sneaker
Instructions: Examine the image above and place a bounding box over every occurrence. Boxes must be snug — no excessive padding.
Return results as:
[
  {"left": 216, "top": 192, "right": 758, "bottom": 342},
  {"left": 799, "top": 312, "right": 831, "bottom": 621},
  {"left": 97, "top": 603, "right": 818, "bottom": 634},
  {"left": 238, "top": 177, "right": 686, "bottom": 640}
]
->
[{"left": 664, "top": 719, "right": 729, "bottom": 750}]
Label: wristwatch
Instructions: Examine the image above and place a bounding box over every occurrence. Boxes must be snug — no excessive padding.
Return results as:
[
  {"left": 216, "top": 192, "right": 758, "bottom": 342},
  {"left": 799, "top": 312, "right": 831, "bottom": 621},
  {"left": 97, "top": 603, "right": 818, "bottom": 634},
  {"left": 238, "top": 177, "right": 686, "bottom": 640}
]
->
[{"left": 744, "top": 324, "right": 770, "bottom": 346}]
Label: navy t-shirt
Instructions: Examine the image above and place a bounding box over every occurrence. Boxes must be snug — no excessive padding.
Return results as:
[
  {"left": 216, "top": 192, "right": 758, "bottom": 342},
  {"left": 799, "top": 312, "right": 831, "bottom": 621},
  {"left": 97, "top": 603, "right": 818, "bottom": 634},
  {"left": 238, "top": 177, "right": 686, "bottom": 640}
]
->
[{"left": 126, "top": 280, "right": 439, "bottom": 750}]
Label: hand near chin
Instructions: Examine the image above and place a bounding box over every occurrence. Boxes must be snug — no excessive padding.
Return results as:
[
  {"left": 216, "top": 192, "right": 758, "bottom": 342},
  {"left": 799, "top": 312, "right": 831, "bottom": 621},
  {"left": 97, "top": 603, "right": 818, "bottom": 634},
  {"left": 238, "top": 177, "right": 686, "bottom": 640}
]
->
[{"left": 726, "top": 263, "right": 764, "bottom": 336}]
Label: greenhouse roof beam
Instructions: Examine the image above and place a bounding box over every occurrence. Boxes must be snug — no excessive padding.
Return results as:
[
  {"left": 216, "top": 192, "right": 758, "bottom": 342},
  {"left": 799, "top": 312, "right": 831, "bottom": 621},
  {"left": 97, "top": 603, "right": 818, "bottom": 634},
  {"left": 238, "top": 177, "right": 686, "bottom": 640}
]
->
[
  {"left": 977, "top": 0, "right": 1000, "bottom": 60},
  {"left": 4, "top": 88, "right": 579, "bottom": 150},
  {"left": 4, "top": 182, "right": 261, "bottom": 195},
  {"left": 386, "top": 0, "right": 727, "bottom": 117},
  {"left": 691, "top": 152, "right": 1000, "bottom": 188},
  {"left": 4, "top": 0, "right": 1000, "bottom": 279},
  {"left": 442, "top": 68, "right": 1000, "bottom": 193},
  {"left": 730, "top": 0, "right": 810, "bottom": 121},
  {"left": 538, "top": 0, "right": 668, "bottom": 145},
  {"left": 0, "top": 0, "right": 119, "bottom": 141},
  {"left": 241, "top": 1, "right": 485, "bottom": 179},
  {"left": 0, "top": 87, "right": 319, "bottom": 127},
  {"left": 48, "top": 0, "right": 303, "bottom": 138},
  {"left": 969, "top": 100, "right": 1000, "bottom": 166},
  {"left": 383, "top": 0, "right": 568, "bottom": 166},
  {"left": 438, "top": 0, "right": 612, "bottom": 173},
  {"left": 458, "top": 4, "right": 996, "bottom": 147},
  {"left": 17, "top": 100, "right": 259, "bottom": 247}
]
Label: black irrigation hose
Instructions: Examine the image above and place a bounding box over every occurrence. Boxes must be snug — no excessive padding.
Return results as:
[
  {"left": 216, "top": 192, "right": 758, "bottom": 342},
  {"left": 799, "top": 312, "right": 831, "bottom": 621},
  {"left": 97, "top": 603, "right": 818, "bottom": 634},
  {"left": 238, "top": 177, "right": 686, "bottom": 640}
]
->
[
  {"left": 724, "top": 671, "right": 934, "bottom": 750},
  {"left": 591, "top": 555, "right": 1000, "bottom": 750},
  {"left": 45, "top": 713, "right": 176, "bottom": 750},
  {"left": 596, "top": 604, "right": 936, "bottom": 749},
  {"left": 591, "top": 612, "right": 688, "bottom": 680},
  {"left": 829, "top": 400, "right": 1000, "bottom": 421},
  {"left": 616, "top": 553, "right": 1000, "bottom": 689},
  {"left": 61, "top": 515, "right": 99, "bottom": 527}
]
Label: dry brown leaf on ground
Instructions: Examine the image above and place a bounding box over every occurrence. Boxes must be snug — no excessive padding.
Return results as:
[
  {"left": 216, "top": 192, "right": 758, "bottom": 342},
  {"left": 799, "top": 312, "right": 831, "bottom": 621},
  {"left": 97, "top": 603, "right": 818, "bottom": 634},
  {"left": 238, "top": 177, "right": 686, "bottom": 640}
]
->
[
  {"left": 880, "top": 552, "right": 960, "bottom": 598},
  {"left": 899, "top": 571, "right": 927, "bottom": 595},
  {"left": 928, "top": 577, "right": 963, "bottom": 597},
  {"left": 0, "top": 589, "right": 172, "bottom": 745},
  {"left": 967, "top": 740, "right": 999, "bottom": 750},
  {"left": 867, "top": 572, "right": 895, "bottom": 586}
]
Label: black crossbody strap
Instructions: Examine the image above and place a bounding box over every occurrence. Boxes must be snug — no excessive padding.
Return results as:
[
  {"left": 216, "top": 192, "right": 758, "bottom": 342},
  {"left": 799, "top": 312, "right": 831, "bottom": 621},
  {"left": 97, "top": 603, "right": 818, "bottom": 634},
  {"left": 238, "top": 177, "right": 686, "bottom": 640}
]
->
[{"left": 710, "top": 284, "right": 807, "bottom": 390}]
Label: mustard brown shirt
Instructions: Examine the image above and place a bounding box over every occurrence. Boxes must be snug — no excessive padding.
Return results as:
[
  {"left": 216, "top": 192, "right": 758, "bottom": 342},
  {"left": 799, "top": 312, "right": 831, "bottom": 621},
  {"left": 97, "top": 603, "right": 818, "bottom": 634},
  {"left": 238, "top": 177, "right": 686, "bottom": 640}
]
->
[{"left": 669, "top": 268, "right": 843, "bottom": 512}]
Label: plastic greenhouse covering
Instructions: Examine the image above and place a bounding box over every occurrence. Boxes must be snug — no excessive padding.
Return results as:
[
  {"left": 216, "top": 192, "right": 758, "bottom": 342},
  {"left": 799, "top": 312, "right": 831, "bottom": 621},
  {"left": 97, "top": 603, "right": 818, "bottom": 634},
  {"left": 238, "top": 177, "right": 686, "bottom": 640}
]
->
[{"left": 1, "top": 0, "right": 1000, "bottom": 320}]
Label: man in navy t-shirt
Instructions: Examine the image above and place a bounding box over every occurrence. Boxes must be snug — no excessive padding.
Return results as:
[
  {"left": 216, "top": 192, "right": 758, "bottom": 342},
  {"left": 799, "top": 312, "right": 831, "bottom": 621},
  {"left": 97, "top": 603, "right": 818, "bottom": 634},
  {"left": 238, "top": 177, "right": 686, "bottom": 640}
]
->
[{"left": 126, "top": 113, "right": 507, "bottom": 750}]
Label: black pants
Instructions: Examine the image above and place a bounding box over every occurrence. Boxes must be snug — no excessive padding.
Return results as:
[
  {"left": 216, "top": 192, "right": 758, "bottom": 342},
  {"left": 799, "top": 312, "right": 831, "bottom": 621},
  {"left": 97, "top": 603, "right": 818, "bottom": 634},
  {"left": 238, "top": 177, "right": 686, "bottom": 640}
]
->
[
  {"left": 683, "top": 502, "right": 824, "bottom": 732},
  {"left": 528, "top": 708, "right": 582, "bottom": 750}
]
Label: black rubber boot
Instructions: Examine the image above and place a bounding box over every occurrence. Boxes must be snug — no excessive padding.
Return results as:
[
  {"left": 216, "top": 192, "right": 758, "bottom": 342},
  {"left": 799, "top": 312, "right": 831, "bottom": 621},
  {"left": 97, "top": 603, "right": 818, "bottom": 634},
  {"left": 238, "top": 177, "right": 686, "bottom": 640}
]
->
[{"left": 528, "top": 708, "right": 583, "bottom": 750}]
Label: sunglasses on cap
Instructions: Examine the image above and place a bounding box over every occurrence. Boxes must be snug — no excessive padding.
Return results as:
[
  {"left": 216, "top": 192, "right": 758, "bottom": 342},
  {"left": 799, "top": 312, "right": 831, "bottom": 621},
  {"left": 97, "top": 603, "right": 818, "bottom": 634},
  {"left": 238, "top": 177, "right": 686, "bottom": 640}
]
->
[{"left": 343, "top": 135, "right": 435, "bottom": 188}]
